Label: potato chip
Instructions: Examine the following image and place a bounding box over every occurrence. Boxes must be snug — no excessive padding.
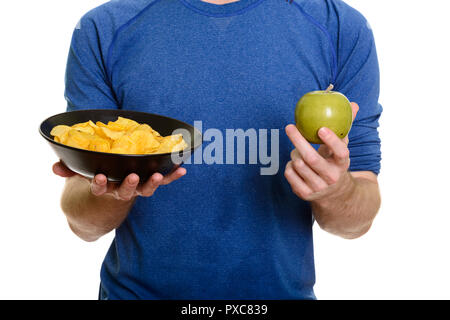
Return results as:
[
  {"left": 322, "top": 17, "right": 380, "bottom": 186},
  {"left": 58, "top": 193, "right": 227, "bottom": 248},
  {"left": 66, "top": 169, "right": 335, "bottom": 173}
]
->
[
  {"left": 112, "top": 135, "right": 138, "bottom": 154},
  {"left": 106, "top": 121, "right": 126, "bottom": 131},
  {"left": 65, "top": 129, "right": 93, "bottom": 149},
  {"left": 72, "top": 122, "right": 95, "bottom": 135},
  {"left": 88, "top": 137, "right": 110, "bottom": 153},
  {"left": 50, "top": 125, "right": 71, "bottom": 139},
  {"left": 157, "top": 134, "right": 188, "bottom": 153},
  {"left": 95, "top": 121, "right": 107, "bottom": 127},
  {"left": 99, "top": 126, "right": 125, "bottom": 140},
  {"left": 129, "top": 130, "right": 160, "bottom": 154},
  {"left": 87, "top": 120, "right": 101, "bottom": 133},
  {"left": 109, "top": 147, "right": 128, "bottom": 154},
  {"left": 134, "top": 124, "right": 151, "bottom": 132},
  {"left": 135, "top": 123, "right": 156, "bottom": 133},
  {"left": 114, "top": 117, "right": 140, "bottom": 132},
  {"left": 51, "top": 116, "right": 188, "bottom": 155},
  {"left": 58, "top": 131, "right": 70, "bottom": 144},
  {"left": 87, "top": 121, "right": 108, "bottom": 140}
]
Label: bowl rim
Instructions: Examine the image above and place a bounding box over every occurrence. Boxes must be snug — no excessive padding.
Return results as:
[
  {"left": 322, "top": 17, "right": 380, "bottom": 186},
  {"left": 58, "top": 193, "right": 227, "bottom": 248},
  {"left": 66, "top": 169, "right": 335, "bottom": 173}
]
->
[{"left": 39, "top": 109, "right": 203, "bottom": 158}]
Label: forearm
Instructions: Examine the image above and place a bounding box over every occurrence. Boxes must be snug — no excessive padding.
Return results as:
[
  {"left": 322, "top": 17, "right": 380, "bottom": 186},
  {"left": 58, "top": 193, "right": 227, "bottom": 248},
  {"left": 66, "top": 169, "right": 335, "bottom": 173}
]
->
[
  {"left": 311, "top": 172, "right": 381, "bottom": 239},
  {"left": 61, "top": 175, "right": 134, "bottom": 241}
]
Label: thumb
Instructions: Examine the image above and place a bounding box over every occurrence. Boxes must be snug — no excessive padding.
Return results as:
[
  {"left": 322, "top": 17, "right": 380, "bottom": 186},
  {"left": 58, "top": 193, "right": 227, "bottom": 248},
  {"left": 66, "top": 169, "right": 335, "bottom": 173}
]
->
[
  {"left": 52, "top": 161, "right": 76, "bottom": 178},
  {"left": 350, "top": 102, "right": 359, "bottom": 122},
  {"left": 341, "top": 102, "right": 360, "bottom": 145}
]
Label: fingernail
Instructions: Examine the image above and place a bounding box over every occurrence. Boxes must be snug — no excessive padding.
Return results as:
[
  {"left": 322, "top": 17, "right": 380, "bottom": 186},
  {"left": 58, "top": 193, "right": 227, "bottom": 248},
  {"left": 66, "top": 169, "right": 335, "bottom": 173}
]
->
[
  {"left": 286, "top": 124, "right": 295, "bottom": 132},
  {"left": 319, "top": 127, "right": 328, "bottom": 137},
  {"left": 128, "top": 175, "right": 139, "bottom": 185}
]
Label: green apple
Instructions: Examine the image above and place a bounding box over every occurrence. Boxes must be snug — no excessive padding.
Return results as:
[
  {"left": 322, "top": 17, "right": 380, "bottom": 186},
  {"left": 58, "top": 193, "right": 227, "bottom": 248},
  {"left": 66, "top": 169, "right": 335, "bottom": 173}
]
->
[{"left": 295, "top": 85, "right": 352, "bottom": 144}]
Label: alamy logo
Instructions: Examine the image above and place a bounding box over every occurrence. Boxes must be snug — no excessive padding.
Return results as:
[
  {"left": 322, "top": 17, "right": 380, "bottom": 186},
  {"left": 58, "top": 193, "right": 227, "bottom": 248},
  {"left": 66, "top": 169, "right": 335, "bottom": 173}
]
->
[{"left": 171, "top": 121, "right": 280, "bottom": 176}]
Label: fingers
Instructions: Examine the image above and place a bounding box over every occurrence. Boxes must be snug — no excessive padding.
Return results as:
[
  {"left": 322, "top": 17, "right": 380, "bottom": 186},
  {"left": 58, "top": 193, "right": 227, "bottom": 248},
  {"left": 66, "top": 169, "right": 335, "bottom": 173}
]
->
[
  {"left": 90, "top": 168, "right": 187, "bottom": 200},
  {"left": 137, "top": 173, "right": 164, "bottom": 197},
  {"left": 91, "top": 173, "right": 139, "bottom": 200},
  {"left": 90, "top": 174, "right": 108, "bottom": 196},
  {"left": 318, "top": 128, "right": 350, "bottom": 167},
  {"left": 284, "top": 161, "right": 313, "bottom": 200},
  {"left": 350, "top": 102, "right": 359, "bottom": 121},
  {"left": 285, "top": 125, "right": 330, "bottom": 178},
  {"left": 290, "top": 150, "right": 328, "bottom": 192},
  {"left": 161, "top": 167, "right": 187, "bottom": 185},
  {"left": 52, "top": 161, "right": 76, "bottom": 178},
  {"left": 115, "top": 174, "right": 140, "bottom": 201}
]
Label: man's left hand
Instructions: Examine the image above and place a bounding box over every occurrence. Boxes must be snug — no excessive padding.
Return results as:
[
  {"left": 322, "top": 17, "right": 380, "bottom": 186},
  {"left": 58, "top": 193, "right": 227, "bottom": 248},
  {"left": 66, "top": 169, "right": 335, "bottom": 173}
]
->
[{"left": 284, "top": 102, "right": 359, "bottom": 203}]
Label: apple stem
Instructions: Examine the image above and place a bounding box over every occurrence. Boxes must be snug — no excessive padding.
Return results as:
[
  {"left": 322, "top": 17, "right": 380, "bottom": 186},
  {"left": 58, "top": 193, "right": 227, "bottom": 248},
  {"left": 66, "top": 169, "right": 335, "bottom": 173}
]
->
[{"left": 325, "top": 84, "right": 334, "bottom": 93}]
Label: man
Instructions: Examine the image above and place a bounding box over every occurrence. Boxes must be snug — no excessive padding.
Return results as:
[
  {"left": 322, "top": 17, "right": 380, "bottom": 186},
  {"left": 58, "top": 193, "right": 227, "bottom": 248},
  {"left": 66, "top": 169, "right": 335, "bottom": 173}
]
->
[{"left": 53, "top": 0, "right": 382, "bottom": 299}]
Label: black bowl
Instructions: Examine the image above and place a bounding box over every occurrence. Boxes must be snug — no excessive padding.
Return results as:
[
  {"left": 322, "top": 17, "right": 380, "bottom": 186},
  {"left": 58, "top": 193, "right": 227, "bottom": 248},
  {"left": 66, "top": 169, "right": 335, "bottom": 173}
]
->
[{"left": 40, "top": 109, "right": 202, "bottom": 182}]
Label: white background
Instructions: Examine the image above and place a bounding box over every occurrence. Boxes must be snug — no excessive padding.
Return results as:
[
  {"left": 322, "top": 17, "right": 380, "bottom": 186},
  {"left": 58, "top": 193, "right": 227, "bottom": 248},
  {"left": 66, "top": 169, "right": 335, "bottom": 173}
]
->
[{"left": 0, "top": 0, "right": 449, "bottom": 300}]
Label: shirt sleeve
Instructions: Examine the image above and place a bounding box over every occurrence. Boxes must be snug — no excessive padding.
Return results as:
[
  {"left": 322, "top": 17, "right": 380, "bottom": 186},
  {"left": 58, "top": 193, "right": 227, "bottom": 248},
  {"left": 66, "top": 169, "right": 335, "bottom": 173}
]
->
[
  {"left": 334, "top": 11, "right": 383, "bottom": 175},
  {"left": 64, "top": 15, "right": 118, "bottom": 112}
]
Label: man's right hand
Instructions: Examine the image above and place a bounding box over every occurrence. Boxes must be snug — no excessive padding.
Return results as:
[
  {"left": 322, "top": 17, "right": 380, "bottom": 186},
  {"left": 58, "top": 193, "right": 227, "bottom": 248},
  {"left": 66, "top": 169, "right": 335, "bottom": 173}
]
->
[
  {"left": 52, "top": 161, "right": 186, "bottom": 201},
  {"left": 53, "top": 161, "right": 186, "bottom": 241}
]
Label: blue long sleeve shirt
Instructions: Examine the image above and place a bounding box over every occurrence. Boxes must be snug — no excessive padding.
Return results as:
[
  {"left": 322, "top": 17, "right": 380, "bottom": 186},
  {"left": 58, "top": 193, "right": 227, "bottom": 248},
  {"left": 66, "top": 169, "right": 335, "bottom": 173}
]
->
[{"left": 65, "top": 0, "right": 382, "bottom": 299}]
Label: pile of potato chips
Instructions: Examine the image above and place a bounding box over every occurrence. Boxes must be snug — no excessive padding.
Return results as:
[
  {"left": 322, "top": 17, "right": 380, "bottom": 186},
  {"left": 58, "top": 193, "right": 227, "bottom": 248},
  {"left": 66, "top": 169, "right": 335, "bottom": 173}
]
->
[{"left": 50, "top": 117, "right": 188, "bottom": 155}]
